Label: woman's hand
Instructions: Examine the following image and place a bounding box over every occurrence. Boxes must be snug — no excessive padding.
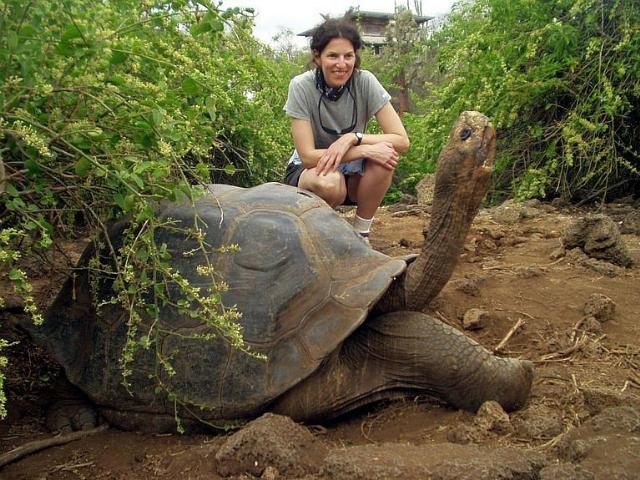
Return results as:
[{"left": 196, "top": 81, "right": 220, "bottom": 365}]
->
[
  {"left": 316, "top": 134, "right": 356, "bottom": 175},
  {"left": 364, "top": 142, "right": 399, "bottom": 171}
]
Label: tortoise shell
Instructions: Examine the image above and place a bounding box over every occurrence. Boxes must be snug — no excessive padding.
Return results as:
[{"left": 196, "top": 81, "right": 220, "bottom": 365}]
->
[{"left": 42, "top": 183, "right": 406, "bottom": 422}]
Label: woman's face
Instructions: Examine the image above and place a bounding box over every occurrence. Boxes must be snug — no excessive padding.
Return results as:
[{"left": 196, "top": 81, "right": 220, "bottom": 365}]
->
[{"left": 314, "top": 38, "right": 356, "bottom": 88}]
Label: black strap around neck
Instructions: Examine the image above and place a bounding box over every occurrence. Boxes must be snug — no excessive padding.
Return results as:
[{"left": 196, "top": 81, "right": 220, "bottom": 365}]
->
[{"left": 315, "top": 67, "right": 349, "bottom": 101}]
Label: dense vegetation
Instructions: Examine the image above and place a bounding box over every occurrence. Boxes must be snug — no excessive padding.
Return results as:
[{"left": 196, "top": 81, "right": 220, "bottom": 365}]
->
[
  {"left": 0, "top": 0, "right": 638, "bottom": 419},
  {"left": 378, "top": 0, "right": 639, "bottom": 203}
]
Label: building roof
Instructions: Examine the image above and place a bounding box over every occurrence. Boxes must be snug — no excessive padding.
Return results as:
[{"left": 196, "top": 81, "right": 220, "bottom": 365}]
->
[{"left": 298, "top": 10, "right": 433, "bottom": 38}]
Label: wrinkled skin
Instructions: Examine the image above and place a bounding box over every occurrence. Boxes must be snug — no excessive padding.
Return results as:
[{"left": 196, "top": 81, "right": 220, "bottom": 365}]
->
[{"left": 378, "top": 111, "right": 496, "bottom": 312}]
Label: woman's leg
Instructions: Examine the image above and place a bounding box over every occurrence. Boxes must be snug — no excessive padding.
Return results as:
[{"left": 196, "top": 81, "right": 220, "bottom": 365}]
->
[
  {"left": 351, "top": 162, "right": 394, "bottom": 219},
  {"left": 298, "top": 168, "right": 347, "bottom": 208}
]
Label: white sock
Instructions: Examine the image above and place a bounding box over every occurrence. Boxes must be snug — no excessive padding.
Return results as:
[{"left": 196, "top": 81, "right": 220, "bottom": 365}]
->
[{"left": 353, "top": 214, "right": 373, "bottom": 235}]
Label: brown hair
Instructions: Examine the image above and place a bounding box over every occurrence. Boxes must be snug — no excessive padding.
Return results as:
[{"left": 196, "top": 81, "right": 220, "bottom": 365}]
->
[{"left": 310, "top": 19, "right": 362, "bottom": 68}]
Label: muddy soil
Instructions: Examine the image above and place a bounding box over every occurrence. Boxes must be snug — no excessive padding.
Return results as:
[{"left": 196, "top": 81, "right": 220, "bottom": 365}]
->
[{"left": 1, "top": 199, "right": 639, "bottom": 479}]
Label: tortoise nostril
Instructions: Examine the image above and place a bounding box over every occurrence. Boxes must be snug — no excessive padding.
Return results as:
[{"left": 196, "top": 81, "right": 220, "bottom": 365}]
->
[{"left": 460, "top": 128, "right": 472, "bottom": 140}]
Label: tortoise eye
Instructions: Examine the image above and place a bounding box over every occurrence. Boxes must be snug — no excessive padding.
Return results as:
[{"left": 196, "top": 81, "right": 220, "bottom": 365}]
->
[{"left": 460, "top": 127, "right": 472, "bottom": 140}]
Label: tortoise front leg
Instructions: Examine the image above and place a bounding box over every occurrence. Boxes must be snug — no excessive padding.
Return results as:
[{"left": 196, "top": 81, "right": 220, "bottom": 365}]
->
[{"left": 271, "top": 312, "right": 533, "bottom": 422}]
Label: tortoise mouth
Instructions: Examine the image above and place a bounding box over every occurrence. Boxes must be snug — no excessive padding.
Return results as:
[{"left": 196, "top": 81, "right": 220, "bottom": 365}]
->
[{"left": 480, "top": 123, "right": 496, "bottom": 169}]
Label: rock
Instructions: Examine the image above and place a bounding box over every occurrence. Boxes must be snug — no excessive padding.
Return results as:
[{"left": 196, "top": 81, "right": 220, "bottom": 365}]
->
[
  {"left": 551, "top": 197, "right": 569, "bottom": 208},
  {"left": 390, "top": 208, "right": 422, "bottom": 218},
  {"left": 516, "top": 266, "right": 544, "bottom": 278},
  {"left": 620, "top": 210, "right": 640, "bottom": 234},
  {"left": 523, "top": 199, "right": 542, "bottom": 208},
  {"left": 583, "top": 293, "right": 616, "bottom": 322},
  {"left": 539, "top": 463, "right": 595, "bottom": 480},
  {"left": 447, "top": 424, "right": 484, "bottom": 445},
  {"left": 565, "top": 248, "right": 625, "bottom": 277},
  {"left": 473, "top": 401, "right": 514, "bottom": 435},
  {"left": 538, "top": 204, "right": 557, "bottom": 213},
  {"left": 415, "top": 174, "right": 436, "bottom": 206},
  {"left": 399, "top": 238, "right": 417, "bottom": 248},
  {"left": 479, "top": 239, "right": 498, "bottom": 251},
  {"left": 521, "top": 206, "right": 541, "bottom": 219},
  {"left": 493, "top": 200, "right": 524, "bottom": 224},
  {"left": 556, "top": 407, "right": 640, "bottom": 479},
  {"left": 452, "top": 277, "right": 482, "bottom": 296},
  {"left": 322, "top": 443, "right": 546, "bottom": 480},
  {"left": 582, "top": 317, "right": 603, "bottom": 334},
  {"left": 513, "top": 404, "right": 564, "bottom": 440},
  {"left": 260, "top": 466, "right": 279, "bottom": 480},
  {"left": 503, "top": 236, "right": 528, "bottom": 247},
  {"left": 549, "top": 247, "right": 566, "bottom": 260},
  {"left": 580, "top": 387, "right": 640, "bottom": 416},
  {"left": 481, "top": 225, "right": 506, "bottom": 240},
  {"left": 492, "top": 199, "right": 542, "bottom": 225},
  {"left": 562, "top": 214, "right": 633, "bottom": 267},
  {"left": 45, "top": 399, "right": 99, "bottom": 433},
  {"left": 215, "top": 413, "right": 327, "bottom": 478},
  {"left": 462, "top": 308, "right": 489, "bottom": 330}
]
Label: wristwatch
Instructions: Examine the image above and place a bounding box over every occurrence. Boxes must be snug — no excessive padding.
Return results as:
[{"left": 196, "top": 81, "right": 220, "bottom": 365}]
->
[{"left": 354, "top": 132, "right": 364, "bottom": 146}]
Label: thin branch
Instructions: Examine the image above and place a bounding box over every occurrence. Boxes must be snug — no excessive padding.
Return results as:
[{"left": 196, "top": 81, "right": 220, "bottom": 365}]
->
[{"left": 0, "top": 425, "right": 108, "bottom": 468}]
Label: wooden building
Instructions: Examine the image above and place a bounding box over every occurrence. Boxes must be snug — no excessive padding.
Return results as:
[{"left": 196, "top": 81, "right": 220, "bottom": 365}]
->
[{"left": 298, "top": 9, "right": 433, "bottom": 54}]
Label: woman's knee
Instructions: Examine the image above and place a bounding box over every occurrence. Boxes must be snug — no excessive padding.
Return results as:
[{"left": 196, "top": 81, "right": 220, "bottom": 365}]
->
[
  {"left": 365, "top": 162, "right": 394, "bottom": 182},
  {"left": 300, "top": 170, "right": 346, "bottom": 206}
]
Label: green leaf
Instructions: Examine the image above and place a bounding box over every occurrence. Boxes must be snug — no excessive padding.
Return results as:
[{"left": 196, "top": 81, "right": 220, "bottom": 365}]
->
[
  {"left": 137, "top": 247, "right": 149, "bottom": 262},
  {"left": 191, "top": 21, "right": 212, "bottom": 36},
  {"left": 195, "top": 162, "right": 210, "bottom": 179},
  {"left": 8, "top": 269, "right": 23, "bottom": 281},
  {"left": 114, "top": 193, "right": 135, "bottom": 212},
  {"left": 181, "top": 77, "right": 199, "bottom": 96},
  {"left": 7, "top": 31, "right": 18, "bottom": 50},
  {"left": 19, "top": 24, "right": 37, "bottom": 38},
  {"left": 209, "top": 20, "right": 224, "bottom": 33},
  {"left": 61, "top": 24, "right": 82, "bottom": 42},
  {"left": 75, "top": 157, "right": 92, "bottom": 177},
  {"left": 223, "top": 164, "right": 237, "bottom": 175},
  {"left": 110, "top": 50, "right": 128, "bottom": 64},
  {"left": 5, "top": 183, "right": 19, "bottom": 197},
  {"left": 130, "top": 174, "right": 144, "bottom": 190},
  {"left": 205, "top": 97, "right": 217, "bottom": 121},
  {"left": 151, "top": 109, "right": 163, "bottom": 127},
  {"left": 24, "top": 158, "right": 41, "bottom": 175}
]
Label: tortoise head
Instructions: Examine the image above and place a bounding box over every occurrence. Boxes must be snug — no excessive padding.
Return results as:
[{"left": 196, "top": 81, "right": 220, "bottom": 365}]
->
[
  {"left": 377, "top": 111, "right": 497, "bottom": 313},
  {"left": 432, "top": 111, "right": 495, "bottom": 220}
]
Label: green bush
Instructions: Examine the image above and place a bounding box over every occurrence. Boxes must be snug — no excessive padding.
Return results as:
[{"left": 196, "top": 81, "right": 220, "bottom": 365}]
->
[{"left": 396, "top": 0, "right": 639, "bottom": 201}]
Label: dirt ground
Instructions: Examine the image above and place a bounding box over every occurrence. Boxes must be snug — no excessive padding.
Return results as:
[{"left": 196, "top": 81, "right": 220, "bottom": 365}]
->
[{"left": 1, "top": 197, "right": 639, "bottom": 479}]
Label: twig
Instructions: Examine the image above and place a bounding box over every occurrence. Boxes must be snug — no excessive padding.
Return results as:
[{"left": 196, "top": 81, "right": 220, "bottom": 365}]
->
[
  {"left": 515, "top": 310, "right": 535, "bottom": 320},
  {"left": 51, "top": 460, "right": 95, "bottom": 473},
  {"left": 360, "top": 420, "right": 375, "bottom": 443},
  {"left": 537, "top": 334, "right": 590, "bottom": 362},
  {"left": 0, "top": 424, "right": 108, "bottom": 468},
  {"left": 494, "top": 318, "right": 526, "bottom": 353},
  {"left": 434, "top": 310, "right": 453, "bottom": 325},
  {"left": 570, "top": 317, "right": 586, "bottom": 343}
]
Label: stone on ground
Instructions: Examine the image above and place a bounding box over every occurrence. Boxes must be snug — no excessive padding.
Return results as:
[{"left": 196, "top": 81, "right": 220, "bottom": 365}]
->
[
  {"left": 215, "top": 413, "right": 327, "bottom": 478},
  {"left": 322, "top": 442, "right": 546, "bottom": 480}
]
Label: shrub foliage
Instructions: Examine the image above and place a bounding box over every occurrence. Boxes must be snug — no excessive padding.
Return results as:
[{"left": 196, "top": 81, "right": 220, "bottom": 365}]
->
[{"left": 382, "top": 0, "right": 639, "bottom": 202}]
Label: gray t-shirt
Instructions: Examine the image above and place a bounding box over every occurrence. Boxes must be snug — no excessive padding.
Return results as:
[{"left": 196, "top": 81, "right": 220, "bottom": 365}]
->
[{"left": 284, "top": 69, "right": 391, "bottom": 174}]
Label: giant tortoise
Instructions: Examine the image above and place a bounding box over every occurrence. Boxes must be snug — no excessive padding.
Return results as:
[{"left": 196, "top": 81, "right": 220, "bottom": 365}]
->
[{"left": 34, "top": 111, "right": 533, "bottom": 432}]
